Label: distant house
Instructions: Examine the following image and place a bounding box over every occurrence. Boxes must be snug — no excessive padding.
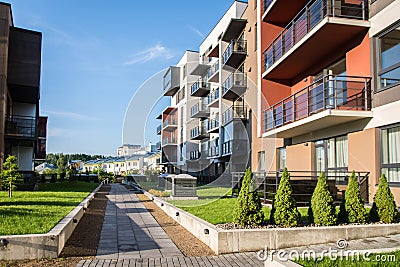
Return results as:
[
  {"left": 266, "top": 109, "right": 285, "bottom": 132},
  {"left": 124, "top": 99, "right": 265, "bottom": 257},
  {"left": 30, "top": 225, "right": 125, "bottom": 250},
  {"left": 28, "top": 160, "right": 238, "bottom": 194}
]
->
[
  {"left": 68, "top": 160, "right": 83, "bottom": 171},
  {"left": 117, "top": 144, "right": 141, "bottom": 157},
  {"left": 35, "top": 163, "right": 57, "bottom": 174}
]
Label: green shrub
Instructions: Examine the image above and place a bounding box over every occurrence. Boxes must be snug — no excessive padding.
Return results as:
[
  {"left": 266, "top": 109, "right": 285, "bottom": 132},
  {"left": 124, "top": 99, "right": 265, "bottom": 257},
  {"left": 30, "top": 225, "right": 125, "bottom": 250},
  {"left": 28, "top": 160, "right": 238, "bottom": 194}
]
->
[
  {"left": 233, "top": 167, "right": 264, "bottom": 226},
  {"left": 271, "top": 168, "right": 300, "bottom": 227},
  {"left": 369, "top": 174, "right": 398, "bottom": 223},
  {"left": 339, "top": 171, "right": 367, "bottom": 223},
  {"left": 310, "top": 172, "right": 337, "bottom": 226},
  {"left": 0, "top": 155, "right": 23, "bottom": 197}
]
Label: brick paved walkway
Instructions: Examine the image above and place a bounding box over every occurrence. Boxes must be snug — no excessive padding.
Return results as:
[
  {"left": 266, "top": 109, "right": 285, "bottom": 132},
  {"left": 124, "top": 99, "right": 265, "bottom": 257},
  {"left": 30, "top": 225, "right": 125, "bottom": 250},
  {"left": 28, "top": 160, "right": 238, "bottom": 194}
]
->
[{"left": 95, "top": 184, "right": 182, "bottom": 259}]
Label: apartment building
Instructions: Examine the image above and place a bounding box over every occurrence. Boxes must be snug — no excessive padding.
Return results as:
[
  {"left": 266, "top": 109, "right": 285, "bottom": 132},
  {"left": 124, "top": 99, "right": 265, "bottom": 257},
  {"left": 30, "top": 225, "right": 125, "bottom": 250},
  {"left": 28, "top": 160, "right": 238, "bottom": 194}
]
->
[
  {"left": 256, "top": 0, "right": 400, "bottom": 203},
  {"left": 160, "top": 1, "right": 256, "bottom": 183},
  {"left": 0, "top": 3, "right": 47, "bottom": 181}
]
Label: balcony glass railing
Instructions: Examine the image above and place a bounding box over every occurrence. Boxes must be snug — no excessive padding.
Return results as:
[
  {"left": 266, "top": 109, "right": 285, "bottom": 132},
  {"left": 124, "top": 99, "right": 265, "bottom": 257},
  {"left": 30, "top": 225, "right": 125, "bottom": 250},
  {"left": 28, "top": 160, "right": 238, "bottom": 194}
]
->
[
  {"left": 222, "top": 39, "right": 247, "bottom": 66},
  {"left": 263, "top": 75, "right": 372, "bottom": 132},
  {"left": 263, "top": 0, "right": 368, "bottom": 72},
  {"left": 5, "top": 115, "right": 37, "bottom": 138},
  {"left": 208, "top": 146, "right": 219, "bottom": 158},
  {"left": 222, "top": 72, "right": 247, "bottom": 96},
  {"left": 156, "top": 124, "right": 162, "bottom": 135},
  {"left": 222, "top": 106, "right": 248, "bottom": 125},
  {"left": 207, "top": 60, "right": 219, "bottom": 80},
  {"left": 207, "top": 89, "right": 219, "bottom": 105},
  {"left": 191, "top": 77, "right": 209, "bottom": 95}
]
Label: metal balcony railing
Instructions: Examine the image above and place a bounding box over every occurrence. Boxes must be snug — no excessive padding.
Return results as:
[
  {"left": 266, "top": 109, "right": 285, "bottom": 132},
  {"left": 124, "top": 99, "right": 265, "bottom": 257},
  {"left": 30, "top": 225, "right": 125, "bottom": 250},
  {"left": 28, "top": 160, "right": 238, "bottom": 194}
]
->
[
  {"left": 162, "top": 137, "right": 177, "bottom": 146},
  {"left": 207, "top": 118, "right": 219, "bottom": 132},
  {"left": 163, "top": 118, "right": 177, "bottom": 128},
  {"left": 207, "top": 60, "right": 219, "bottom": 80},
  {"left": 5, "top": 115, "right": 37, "bottom": 138},
  {"left": 189, "top": 150, "right": 201, "bottom": 160},
  {"left": 222, "top": 72, "right": 247, "bottom": 96},
  {"left": 208, "top": 146, "right": 219, "bottom": 158},
  {"left": 190, "top": 100, "right": 209, "bottom": 117},
  {"left": 263, "top": 75, "right": 371, "bottom": 132},
  {"left": 207, "top": 89, "right": 219, "bottom": 105},
  {"left": 222, "top": 140, "right": 232, "bottom": 156},
  {"left": 222, "top": 39, "right": 247, "bottom": 66},
  {"left": 191, "top": 77, "right": 210, "bottom": 95},
  {"left": 222, "top": 106, "right": 248, "bottom": 125},
  {"left": 190, "top": 125, "right": 208, "bottom": 139},
  {"left": 263, "top": 0, "right": 368, "bottom": 72}
]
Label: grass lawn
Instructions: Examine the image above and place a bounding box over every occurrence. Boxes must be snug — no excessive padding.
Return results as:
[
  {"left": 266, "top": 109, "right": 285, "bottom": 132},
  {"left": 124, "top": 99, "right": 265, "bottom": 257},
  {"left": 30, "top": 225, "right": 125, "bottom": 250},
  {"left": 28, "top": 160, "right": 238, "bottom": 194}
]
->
[
  {"left": 168, "top": 186, "right": 309, "bottom": 224},
  {"left": 0, "top": 181, "right": 99, "bottom": 235},
  {"left": 295, "top": 250, "right": 399, "bottom": 266}
]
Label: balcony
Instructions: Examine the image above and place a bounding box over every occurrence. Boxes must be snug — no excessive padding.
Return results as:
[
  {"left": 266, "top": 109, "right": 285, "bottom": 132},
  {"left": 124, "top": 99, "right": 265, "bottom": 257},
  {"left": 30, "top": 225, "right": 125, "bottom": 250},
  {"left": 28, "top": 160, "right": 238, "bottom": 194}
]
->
[
  {"left": 222, "top": 39, "right": 247, "bottom": 69},
  {"left": 222, "top": 72, "right": 247, "bottom": 100},
  {"left": 162, "top": 137, "right": 177, "bottom": 147},
  {"left": 207, "top": 118, "right": 219, "bottom": 133},
  {"left": 222, "top": 106, "right": 248, "bottom": 125},
  {"left": 163, "top": 66, "right": 180, "bottom": 96},
  {"left": 262, "top": 75, "right": 373, "bottom": 138},
  {"left": 207, "top": 89, "right": 219, "bottom": 108},
  {"left": 5, "top": 115, "right": 36, "bottom": 139},
  {"left": 191, "top": 77, "right": 210, "bottom": 97},
  {"left": 190, "top": 126, "right": 209, "bottom": 140},
  {"left": 207, "top": 60, "right": 219, "bottom": 83},
  {"left": 221, "top": 140, "right": 232, "bottom": 156},
  {"left": 156, "top": 141, "right": 161, "bottom": 150},
  {"left": 156, "top": 124, "right": 162, "bottom": 135},
  {"left": 190, "top": 101, "right": 210, "bottom": 119},
  {"left": 162, "top": 118, "right": 177, "bottom": 131},
  {"left": 222, "top": 18, "right": 247, "bottom": 42},
  {"left": 262, "top": 0, "right": 369, "bottom": 85},
  {"left": 262, "top": 0, "right": 309, "bottom": 26}
]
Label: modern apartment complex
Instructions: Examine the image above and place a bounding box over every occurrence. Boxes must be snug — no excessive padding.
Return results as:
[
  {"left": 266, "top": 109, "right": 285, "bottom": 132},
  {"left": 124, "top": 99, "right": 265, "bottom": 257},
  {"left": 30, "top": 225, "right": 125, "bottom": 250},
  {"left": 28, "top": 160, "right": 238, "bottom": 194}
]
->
[
  {"left": 257, "top": 0, "right": 400, "bottom": 203},
  {"left": 0, "top": 3, "right": 47, "bottom": 180},
  {"left": 158, "top": 0, "right": 400, "bottom": 203},
  {"left": 160, "top": 1, "right": 257, "bottom": 184}
]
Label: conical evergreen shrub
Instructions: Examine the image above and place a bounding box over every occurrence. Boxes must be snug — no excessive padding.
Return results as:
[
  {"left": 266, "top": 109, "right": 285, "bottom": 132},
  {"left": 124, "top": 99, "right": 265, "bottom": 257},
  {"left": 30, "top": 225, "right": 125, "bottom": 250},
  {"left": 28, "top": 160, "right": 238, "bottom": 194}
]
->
[
  {"left": 369, "top": 174, "right": 398, "bottom": 223},
  {"left": 233, "top": 167, "right": 264, "bottom": 226},
  {"left": 310, "top": 172, "right": 337, "bottom": 226},
  {"left": 271, "top": 168, "right": 300, "bottom": 227},
  {"left": 341, "top": 171, "right": 367, "bottom": 223}
]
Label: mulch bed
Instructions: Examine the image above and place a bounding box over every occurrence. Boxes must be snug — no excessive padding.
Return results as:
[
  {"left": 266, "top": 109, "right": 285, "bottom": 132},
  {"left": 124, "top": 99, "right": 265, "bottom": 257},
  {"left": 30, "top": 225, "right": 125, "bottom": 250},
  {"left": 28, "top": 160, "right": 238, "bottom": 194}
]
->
[
  {"left": 0, "top": 184, "right": 110, "bottom": 267},
  {"left": 136, "top": 192, "right": 216, "bottom": 257}
]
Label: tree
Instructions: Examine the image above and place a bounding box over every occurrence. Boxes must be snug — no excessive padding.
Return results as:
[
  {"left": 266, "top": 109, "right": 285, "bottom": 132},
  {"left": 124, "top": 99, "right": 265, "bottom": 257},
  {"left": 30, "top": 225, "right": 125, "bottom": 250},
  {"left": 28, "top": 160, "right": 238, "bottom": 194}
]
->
[
  {"left": 233, "top": 167, "right": 264, "bottom": 226},
  {"left": 0, "top": 155, "right": 23, "bottom": 198},
  {"left": 271, "top": 168, "right": 301, "bottom": 227},
  {"left": 369, "top": 174, "right": 398, "bottom": 223},
  {"left": 339, "top": 171, "right": 367, "bottom": 223},
  {"left": 310, "top": 172, "right": 337, "bottom": 226},
  {"left": 57, "top": 154, "right": 67, "bottom": 178}
]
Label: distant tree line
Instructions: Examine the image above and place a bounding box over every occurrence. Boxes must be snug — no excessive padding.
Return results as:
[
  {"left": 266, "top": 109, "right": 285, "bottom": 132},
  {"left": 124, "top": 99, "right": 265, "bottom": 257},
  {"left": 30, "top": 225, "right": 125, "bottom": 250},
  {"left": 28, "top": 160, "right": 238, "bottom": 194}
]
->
[{"left": 45, "top": 153, "right": 109, "bottom": 166}]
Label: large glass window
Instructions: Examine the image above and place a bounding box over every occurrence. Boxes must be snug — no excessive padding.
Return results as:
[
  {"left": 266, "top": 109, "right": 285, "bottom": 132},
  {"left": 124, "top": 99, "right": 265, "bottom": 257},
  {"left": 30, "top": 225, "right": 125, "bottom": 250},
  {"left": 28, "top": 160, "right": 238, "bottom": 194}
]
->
[
  {"left": 258, "top": 151, "right": 266, "bottom": 172},
  {"left": 381, "top": 125, "right": 400, "bottom": 183},
  {"left": 378, "top": 23, "right": 400, "bottom": 89},
  {"left": 278, "top": 148, "right": 286, "bottom": 171}
]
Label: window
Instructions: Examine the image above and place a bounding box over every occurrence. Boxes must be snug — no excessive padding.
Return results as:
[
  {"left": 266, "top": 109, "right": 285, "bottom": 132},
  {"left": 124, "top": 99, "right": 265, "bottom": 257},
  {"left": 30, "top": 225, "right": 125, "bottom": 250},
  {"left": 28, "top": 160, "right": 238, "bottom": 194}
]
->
[
  {"left": 381, "top": 125, "right": 400, "bottom": 183},
  {"left": 378, "top": 22, "right": 400, "bottom": 89},
  {"left": 254, "top": 23, "right": 258, "bottom": 51},
  {"left": 278, "top": 148, "right": 286, "bottom": 171}
]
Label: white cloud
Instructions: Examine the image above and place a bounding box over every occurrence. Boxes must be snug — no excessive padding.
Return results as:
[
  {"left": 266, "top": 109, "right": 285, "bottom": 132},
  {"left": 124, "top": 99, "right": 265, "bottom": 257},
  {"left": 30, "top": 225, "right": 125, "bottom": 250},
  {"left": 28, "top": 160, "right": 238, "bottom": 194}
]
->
[
  {"left": 43, "top": 110, "right": 98, "bottom": 121},
  {"left": 123, "top": 43, "right": 174, "bottom": 65},
  {"left": 189, "top": 26, "right": 205, "bottom": 39}
]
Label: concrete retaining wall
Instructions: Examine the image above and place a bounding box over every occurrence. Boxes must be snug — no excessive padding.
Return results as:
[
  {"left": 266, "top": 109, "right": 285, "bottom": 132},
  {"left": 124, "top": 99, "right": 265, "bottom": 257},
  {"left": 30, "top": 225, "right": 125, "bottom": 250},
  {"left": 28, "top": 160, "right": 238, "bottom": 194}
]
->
[
  {"left": 0, "top": 184, "right": 102, "bottom": 260},
  {"left": 144, "top": 191, "right": 400, "bottom": 255}
]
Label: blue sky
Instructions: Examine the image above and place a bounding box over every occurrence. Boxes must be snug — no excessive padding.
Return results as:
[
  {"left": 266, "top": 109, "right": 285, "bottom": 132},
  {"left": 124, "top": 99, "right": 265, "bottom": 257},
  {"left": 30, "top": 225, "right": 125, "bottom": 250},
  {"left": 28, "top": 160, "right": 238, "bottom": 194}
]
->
[{"left": 7, "top": 0, "right": 236, "bottom": 155}]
